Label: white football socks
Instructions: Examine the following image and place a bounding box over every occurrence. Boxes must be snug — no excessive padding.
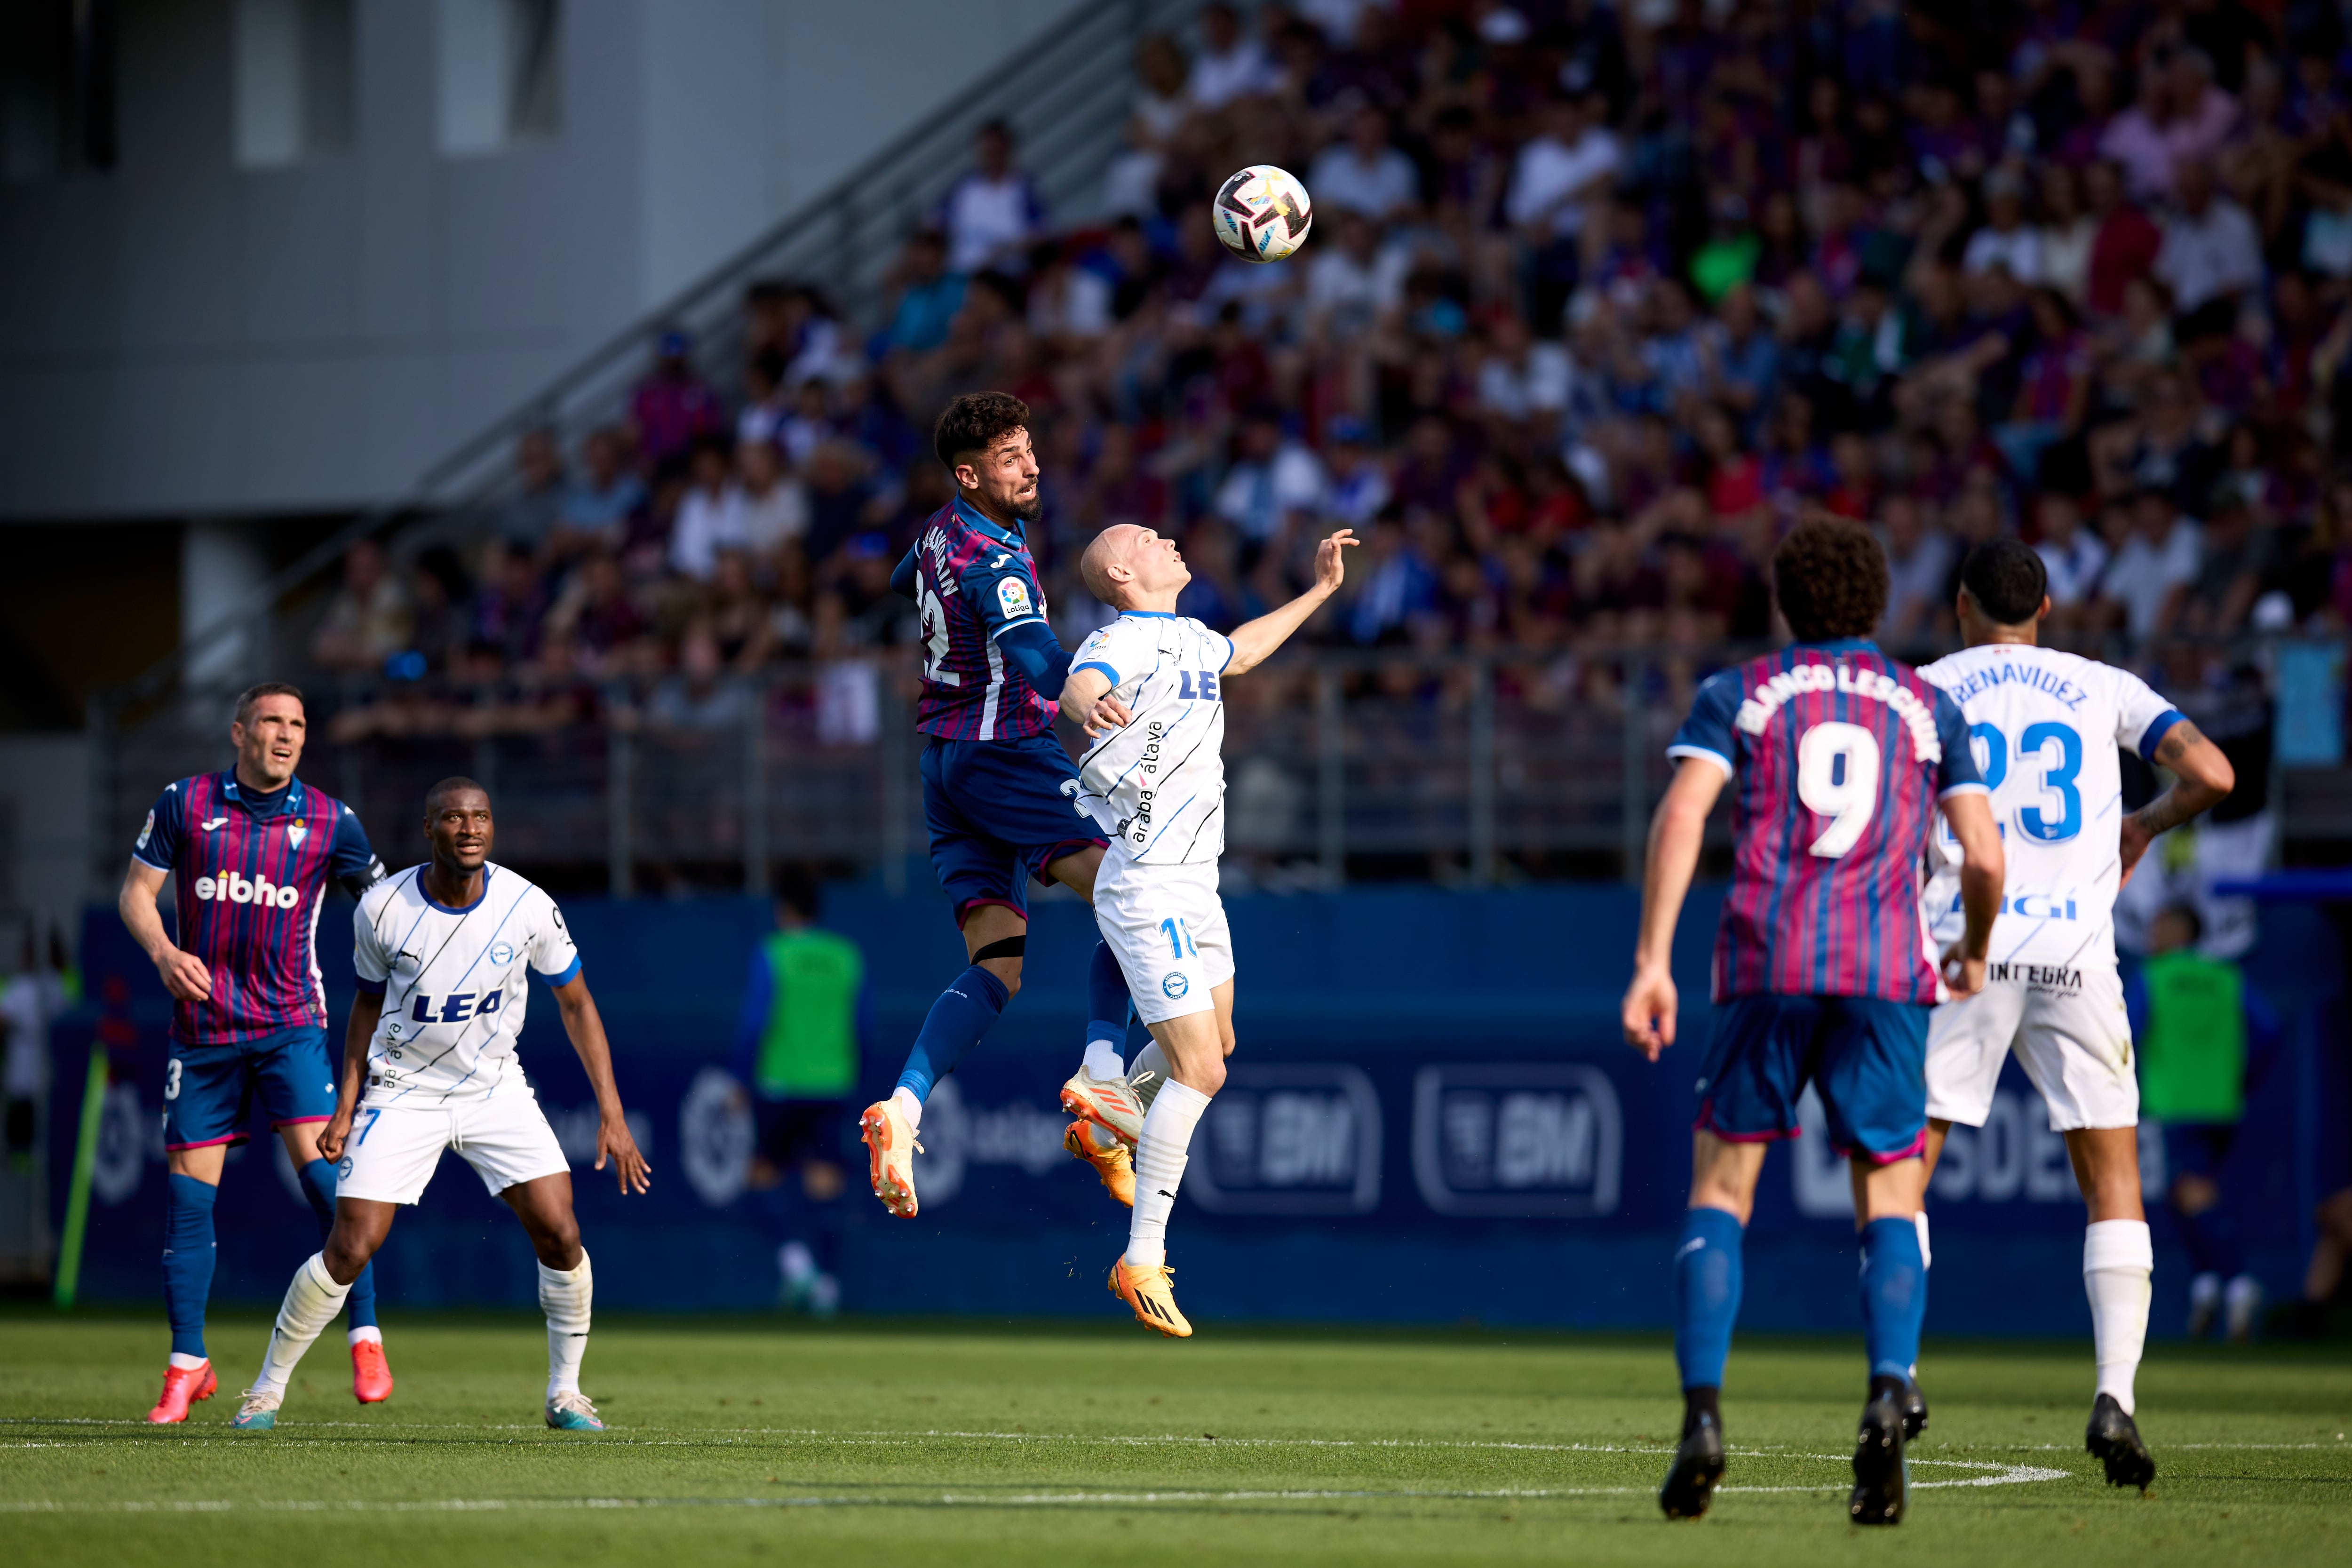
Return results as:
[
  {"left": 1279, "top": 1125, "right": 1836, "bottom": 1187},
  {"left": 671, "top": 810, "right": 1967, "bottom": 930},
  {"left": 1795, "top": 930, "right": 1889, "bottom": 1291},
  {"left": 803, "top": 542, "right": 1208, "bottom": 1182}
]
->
[
  {"left": 2084, "top": 1219, "right": 2153, "bottom": 1415},
  {"left": 349, "top": 1325, "right": 382, "bottom": 1347},
  {"left": 1082, "top": 1040, "right": 1126, "bottom": 1081},
  {"left": 252, "top": 1252, "right": 352, "bottom": 1397},
  {"left": 1124, "top": 1079, "right": 1211, "bottom": 1270},
  {"left": 541, "top": 1251, "right": 593, "bottom": 1400},
  {"left": 1128, "top": 1042, "right": 1171, "bottom": 1114},
  {"left": 890, "top": 1085, "right": 923, "bottom": 1130}
]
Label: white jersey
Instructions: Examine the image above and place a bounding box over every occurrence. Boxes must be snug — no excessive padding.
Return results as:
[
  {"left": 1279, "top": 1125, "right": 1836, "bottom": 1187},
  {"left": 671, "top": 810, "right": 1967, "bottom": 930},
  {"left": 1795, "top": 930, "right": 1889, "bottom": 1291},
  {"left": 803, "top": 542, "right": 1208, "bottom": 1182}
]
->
[
  {"left": 1069, "top": 611, "right": 1237, "bottom": 865},
  {"left": 352, "top": 862, "right": 581, "bottom": 1106},
  {"left": 1919, "top": 643, "right": 2183, "bottom": 971}
]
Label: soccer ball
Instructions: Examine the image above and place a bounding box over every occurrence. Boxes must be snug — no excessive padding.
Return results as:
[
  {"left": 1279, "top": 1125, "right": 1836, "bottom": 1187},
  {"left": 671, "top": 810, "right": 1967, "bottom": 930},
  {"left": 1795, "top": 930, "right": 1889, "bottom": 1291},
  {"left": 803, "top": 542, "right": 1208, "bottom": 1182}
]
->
[{"left": 1212, "top": 165, "right": 1314, "bottom": 263}]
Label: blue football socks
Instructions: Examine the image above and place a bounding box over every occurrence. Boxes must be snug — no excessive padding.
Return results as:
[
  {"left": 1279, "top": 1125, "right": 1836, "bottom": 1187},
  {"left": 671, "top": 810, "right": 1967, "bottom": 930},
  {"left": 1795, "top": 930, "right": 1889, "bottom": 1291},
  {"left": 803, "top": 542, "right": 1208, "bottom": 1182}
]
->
[
  {"left": 894, "top": 965, "right": 1010, "bottom": 1103},
  {"left": 1084, "top": 940, "right": 1130, "bottom": 1077},
  {"left": 301, "top": 1157, "right": 378, "bottom": 1332},
  {"left": 1673, "top": 1206, "right": 1745, "bottom": 1390},
  {"left": 1859, "top": 1215, "right": 1928, "bottom": 1379},
  {"left": 162, "top": 1172, "right": 219, "bottom": 1360}
]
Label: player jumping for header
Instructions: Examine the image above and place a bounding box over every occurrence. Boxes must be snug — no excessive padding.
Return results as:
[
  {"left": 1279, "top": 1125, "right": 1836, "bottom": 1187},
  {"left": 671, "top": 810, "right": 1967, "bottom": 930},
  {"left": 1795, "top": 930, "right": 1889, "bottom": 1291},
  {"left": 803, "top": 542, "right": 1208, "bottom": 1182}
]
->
[
  {"left": 860, "top": 391, "right": 1152, "bottom": 1218},
  {"left": 1059, "top": 520, "right": 1357, "bottom": 1336},
  {"left": 230, "top": 778, "right": 650, "bottom": 1433},
  {"left": 1916, "top": 539, "right": 2234, "bottom": 1491},
  {"left": 1622, "top": 519, "right": 2005, "bottom": 1526},
  {"left": 118, "top": 682, "right": 390, "bottom": 1422}
]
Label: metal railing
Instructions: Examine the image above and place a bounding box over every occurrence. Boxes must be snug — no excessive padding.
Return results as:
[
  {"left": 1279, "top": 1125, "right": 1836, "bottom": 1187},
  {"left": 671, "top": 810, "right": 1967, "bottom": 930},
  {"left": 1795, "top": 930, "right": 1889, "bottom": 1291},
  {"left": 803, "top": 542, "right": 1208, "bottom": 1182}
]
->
[{"left": 111, "top": 0, "right": 1204, "bottom": 709}]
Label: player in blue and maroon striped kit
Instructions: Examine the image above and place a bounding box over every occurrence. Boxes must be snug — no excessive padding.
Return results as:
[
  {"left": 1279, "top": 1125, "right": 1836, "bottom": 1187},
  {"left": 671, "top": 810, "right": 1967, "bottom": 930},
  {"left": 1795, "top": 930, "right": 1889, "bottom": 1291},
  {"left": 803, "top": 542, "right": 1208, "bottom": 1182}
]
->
[
  {"left": 1620, "top": 520, "right": 2006, "bottom": 1525},
  {"left": 857, "top": 391, "right": 1150, "bottom": 1221},
  {"left": 117, "top": 682, "right": 390, "bottom": 1423}
]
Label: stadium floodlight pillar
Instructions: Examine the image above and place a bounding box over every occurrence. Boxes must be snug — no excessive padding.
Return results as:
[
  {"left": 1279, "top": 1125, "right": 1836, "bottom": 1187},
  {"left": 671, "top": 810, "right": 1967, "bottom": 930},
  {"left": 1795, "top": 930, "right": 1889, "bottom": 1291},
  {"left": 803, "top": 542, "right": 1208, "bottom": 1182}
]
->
[
  {"left": 607, "top": 717, "right": 633, "bottom": 900},
  {"left": 1317, "top": 665, "right": 1345, "bottom": 888},
  {"left": 742, "top": 679, "right": 769, "bottom": 896},
  {"left": 1620, "top": 659, "right": 1650, "bottom": 885},
  {"left": 1468, "top": 658, "right": 1496, "bottom": 886}
]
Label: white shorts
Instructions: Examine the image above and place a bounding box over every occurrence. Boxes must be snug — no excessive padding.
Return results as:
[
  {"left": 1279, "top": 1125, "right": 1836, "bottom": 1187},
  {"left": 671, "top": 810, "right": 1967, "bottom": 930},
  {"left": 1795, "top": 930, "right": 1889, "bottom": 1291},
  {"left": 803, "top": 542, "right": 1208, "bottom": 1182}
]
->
[
  {"left": 1925, "top": 960, "right": 2137, "bottom": 1132},
  {"left": 337, "top": 1091, "right": 570, "bottom": 1205},
  {"left": 1092, "top": 852, "right": 1234, "bottom": 1024}
]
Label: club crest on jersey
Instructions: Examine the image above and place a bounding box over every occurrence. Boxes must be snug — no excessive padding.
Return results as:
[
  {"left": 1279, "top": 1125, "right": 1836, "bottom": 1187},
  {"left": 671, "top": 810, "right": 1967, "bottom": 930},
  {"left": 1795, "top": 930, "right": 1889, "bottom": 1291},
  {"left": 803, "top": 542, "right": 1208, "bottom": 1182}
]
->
[
  {"left": 997, "top": 577, "right": 1034, "bottom": 620},
  {"left": 288, "top": 822, "right": 308, "bottom": 848},
  {"left": 488, "top": 941, "right": 516, "bottom": 966},
  {"left": 1162, "top": 972, "right": 1190, "bottom": 999}
]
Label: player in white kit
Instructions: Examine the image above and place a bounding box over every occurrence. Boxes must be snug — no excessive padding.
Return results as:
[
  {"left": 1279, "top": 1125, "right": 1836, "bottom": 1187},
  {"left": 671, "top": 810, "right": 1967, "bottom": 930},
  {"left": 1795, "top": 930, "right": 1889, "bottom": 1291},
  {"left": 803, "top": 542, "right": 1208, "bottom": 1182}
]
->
[
  {"left": 231, "top": 778, "right": 652, "bottom": 1432},
  {"left": 1917, "top": 540, "right": 2234, "bottom": 1489},
  {"left": 1057, "top": 521, "right": 1356, "bottom": 1337}
]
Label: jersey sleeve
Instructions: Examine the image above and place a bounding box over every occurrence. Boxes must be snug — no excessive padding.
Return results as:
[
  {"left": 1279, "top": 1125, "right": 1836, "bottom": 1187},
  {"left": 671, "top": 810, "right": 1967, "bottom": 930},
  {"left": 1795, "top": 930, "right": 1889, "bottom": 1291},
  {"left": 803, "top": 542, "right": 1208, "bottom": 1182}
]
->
[
  {"left": 2107, "top": 667, "right": 2186, "bottom": 761},
  {"left": 960, "top": 550, "right": 1049, "bottom": 642},
  {"left": 1072, "top": 619, "right": 1149, "bottom": 688},
  {"left": 1931, "top": 687, "right": 1988, "bottom": 796},
  {"left": 528, "top": 893, "right": 583, "bottom": 985},
  {"left": 1666, "top": 671, "right": 1741, "bottom": 777},
  {"left": 328, "top": 804, "right": 387, "bottom": 895},
  {"left": 132, "top": 781, "right": 187, "bottom": 872},
  {"left": 352, "top": 894, "right": 391, "bottom": 995}
]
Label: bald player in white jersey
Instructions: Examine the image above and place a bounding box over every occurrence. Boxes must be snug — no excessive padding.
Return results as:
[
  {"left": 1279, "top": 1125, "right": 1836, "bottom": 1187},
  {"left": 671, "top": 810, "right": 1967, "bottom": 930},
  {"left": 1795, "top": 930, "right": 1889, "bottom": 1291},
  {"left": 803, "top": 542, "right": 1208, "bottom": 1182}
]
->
[
  {"left": 1917, "top": 539, "right": 2234, "bottom": 1491},
  {"left": 1056, "top": 521, "right": 1356, "bottom": 1337}
]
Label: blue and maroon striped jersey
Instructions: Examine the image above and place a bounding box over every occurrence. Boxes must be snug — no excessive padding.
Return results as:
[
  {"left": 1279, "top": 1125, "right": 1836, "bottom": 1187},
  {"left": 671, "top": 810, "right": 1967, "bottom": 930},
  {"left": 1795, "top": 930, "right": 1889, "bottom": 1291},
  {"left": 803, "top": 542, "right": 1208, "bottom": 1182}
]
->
[
  {"left": 1669, "top": 639, "right": 1986, "bottom": 1004},
  {"left": 132, "top": 772, "right": 381, "bottom": 1044},
  {"left": 908, "top": 496, "right": 1057, "bottom": 741}
]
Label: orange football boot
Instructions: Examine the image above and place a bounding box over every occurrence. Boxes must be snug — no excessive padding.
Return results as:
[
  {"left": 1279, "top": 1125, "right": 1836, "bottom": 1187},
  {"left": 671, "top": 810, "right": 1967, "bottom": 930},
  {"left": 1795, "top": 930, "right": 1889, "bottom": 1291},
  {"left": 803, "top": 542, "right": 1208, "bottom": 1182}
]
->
[
  {"left": 351, "top": 1337, "right": 394, "bottom": 1403},
  {"left": 1109, "top": 1257, "right": 1192, "bottom": 1338},
  {"left": 860, "top": 1098, "right": 922, "bottom": 1217},
  {"left": 1065, "top": 1119, "right": 1135, "bottom": 1207},
  {"left": 145, "top": 1361, "right": 218, "bottom": 1424}
]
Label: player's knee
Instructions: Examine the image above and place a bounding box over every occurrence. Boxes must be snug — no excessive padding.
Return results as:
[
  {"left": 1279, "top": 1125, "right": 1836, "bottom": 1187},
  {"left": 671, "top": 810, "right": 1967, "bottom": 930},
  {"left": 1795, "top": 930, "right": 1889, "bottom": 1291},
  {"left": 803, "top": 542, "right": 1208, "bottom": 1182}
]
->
[
  {"left": 1188, "top": 1053, "right": 1228, "bottom": 1097},
  {"left": 978, "top": 958, "right": 1023, "bottom": 999},
  {"left": 323, "top": 1225, "right": 381, "bottom": 1282}
]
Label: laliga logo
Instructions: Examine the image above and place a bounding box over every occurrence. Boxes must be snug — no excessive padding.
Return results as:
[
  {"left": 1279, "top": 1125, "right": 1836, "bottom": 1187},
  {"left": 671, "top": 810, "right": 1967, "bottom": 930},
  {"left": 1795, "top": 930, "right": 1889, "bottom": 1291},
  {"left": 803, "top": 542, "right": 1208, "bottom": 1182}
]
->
[{"left": 193, "top": 871, "right": 302, "bottom": 910}]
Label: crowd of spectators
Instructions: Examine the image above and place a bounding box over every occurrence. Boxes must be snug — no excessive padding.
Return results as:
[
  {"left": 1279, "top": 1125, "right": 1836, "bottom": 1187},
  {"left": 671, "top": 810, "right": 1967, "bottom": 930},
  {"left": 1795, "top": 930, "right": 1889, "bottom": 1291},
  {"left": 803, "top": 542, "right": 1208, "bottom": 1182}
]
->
[{"left": 313, "top": 0, "right": 2352, "bottom": 733}]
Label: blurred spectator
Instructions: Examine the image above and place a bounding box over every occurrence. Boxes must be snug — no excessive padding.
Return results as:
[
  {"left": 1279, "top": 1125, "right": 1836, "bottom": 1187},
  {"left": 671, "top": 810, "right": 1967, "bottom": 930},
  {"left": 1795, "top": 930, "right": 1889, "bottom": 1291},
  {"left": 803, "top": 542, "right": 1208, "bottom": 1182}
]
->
[
  {"left": 671, "top": 437, "right": 751, "bottom": 582},
  {"left": 2099, "top": 488, "right": 2204, "bottom": 637},
  {"left": 644, "top": 622, "right": 755, "bottom": 731},
  {"left": 501, "top": 428, "right": 568, "bottom": 548},
  {"left": 560, "top": 427, "right": 646, "bottom": 553},
  {"left": 938, "top": 119, "right": 1047, "bottom": 276},
  {"left": 2156, "top": 156, "right": 2263, "bottom": 327},
  {"left": 2034, "top": 493, "right": 2110, "bottom": 621},
  {"left": 879, "top": 231, "right": 967, "bottom": 357},
  {"left": 738, "top": 438, "right": 810, "bottom": 562},
  {"left": 1187, "top": 2, "right": 1278, "bottom": 111},
  {"left": 311, "top": 540, "right": 413, "bottom": 673},
  {"left": 631, "top": 330, "right": 726, "bottom": 476},
  {"left": 1215, "top": 411, "right": 1327, "bottom": 549},
  {"left": 1311, "top": 104, "right": 1419, "bottom": 221}
]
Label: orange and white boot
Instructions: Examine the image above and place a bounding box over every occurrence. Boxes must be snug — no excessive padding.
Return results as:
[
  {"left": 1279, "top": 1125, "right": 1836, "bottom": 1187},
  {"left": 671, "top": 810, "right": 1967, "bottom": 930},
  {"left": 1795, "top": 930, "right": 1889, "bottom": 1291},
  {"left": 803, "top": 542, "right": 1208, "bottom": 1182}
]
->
[
  {"left": 1061, "top": 1067, "right": 1145, "bottom": 1146},
  {"left": 350, "top": 1335, "right": 393, "bottom": 1404},
  {"left": 145, "top": 1360, "right": 218, "bottom": 1424},
  {"left": 860, "top": 1096, "right": 922, "bottom": 1218},
  {"left": 1109, "top": 1256, "right": 1192, "bottom": 1338},
  {"left": 1065, "top": 1119, "right": 1135, "bottom": 1207}
]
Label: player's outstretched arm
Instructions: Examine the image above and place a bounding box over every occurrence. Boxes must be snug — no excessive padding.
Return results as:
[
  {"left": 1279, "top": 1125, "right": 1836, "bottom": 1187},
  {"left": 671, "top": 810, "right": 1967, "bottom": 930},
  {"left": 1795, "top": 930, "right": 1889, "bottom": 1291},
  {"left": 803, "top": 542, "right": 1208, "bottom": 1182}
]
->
[
  {"left": 118, "top": 860, "right": 211, "bottom": 1003},
  {"left": 1224, "top": 529, "right": 1359, "bottom": 675},
  {"left": 2118, "top": 719, "right": 2235, "bottom": 884},
  {"left": 550, "top": 975, "right": 651, "bottom": 1194},
  {"left": 1622, "top": 758, "right": 1726, "bottom": 1061},
  {"left": 1056, "top": 665, "right": 1124, "bottom": 742},
  {"left": 1938, "top": 790, "right": 2005, "bottom": 999},
  {"left": 316, "top": 991, "right": 382, "bottom": 1164}
]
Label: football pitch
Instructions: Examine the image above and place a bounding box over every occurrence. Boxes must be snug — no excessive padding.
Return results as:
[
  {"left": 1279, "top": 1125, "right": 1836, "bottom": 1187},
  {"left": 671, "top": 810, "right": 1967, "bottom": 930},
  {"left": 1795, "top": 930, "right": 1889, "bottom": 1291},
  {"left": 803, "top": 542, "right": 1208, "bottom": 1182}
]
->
[{"left": 2, "top": 1312, "right": 2346, "bottom": 1566}]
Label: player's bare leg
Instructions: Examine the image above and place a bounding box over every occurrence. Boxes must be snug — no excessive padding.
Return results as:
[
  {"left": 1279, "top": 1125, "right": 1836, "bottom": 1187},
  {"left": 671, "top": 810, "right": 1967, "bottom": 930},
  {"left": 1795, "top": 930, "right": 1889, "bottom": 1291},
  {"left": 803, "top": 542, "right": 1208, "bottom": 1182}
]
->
[
  {"left": 1847, "top": 1154, "right": 1931, "bottom": 1525},
  {"left": 502, "top": 1171, "right": 603, "bottom": 1430},
  {"left": 1045, "top": 845, "right": 1152, "bottom": 1149},
  {"left": 1108, "top": 980, "right": 1234, "bottom": 1337}
]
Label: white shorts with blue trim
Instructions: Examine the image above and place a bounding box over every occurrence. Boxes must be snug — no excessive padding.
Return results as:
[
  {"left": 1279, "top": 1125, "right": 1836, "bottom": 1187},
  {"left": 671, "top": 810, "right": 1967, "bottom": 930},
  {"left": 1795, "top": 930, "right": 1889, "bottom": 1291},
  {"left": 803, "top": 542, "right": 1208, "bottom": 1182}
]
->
[
  {"left": 1925, "top": 960, "right": 2137, "bottom": 1131},
  {"left": 1092, "top": 851, "right": 1233, "bottom": 1024},
  {"left": 337, "top": 1090, "right": 570, "bottom": 1205}
]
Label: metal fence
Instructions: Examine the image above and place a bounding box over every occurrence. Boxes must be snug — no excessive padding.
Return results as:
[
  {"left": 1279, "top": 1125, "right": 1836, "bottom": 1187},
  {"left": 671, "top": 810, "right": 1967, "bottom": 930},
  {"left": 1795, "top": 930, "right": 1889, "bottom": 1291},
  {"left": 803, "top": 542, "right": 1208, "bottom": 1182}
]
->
[{"left": 89, "top": 636, "right": 2339, "bottom": 899}]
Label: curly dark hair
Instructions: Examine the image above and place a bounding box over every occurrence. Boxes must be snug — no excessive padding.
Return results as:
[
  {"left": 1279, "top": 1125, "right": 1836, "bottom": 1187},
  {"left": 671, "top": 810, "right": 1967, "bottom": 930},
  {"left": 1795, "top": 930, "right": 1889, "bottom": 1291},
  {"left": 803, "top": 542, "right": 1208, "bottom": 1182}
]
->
[
  {"left": 1773, "top": 519, "right": 1889, "bottom": 642},
  {"left": 1958, "top": 537, "right": 2049, "bottom": 625},
  {"left": 933, "top": 391, "right": 1032, "bottom": 472}
]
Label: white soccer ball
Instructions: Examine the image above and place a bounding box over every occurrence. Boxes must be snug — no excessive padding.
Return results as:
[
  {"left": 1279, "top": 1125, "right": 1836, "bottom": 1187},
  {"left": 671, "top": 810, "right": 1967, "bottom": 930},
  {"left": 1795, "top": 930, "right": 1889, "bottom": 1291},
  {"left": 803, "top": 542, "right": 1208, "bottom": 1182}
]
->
[{"left": 1212, "top": 164, "right": 1314, "bottom": 263}]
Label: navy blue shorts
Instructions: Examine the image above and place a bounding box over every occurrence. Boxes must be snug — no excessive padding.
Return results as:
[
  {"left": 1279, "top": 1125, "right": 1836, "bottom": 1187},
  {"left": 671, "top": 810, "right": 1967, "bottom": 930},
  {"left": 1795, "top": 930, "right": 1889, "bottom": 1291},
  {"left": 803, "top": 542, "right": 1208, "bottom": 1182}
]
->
[
  {"left": 2163, "top": 1122, "right": 2237, "bottom": 1183},
  {"left": 162, "top": 1026, "right": 339, "bottom": 1152},
  {"left": 1694, "top": 995, "right": 1931, "bottom": 1163},
  {"left": 920, "top": 733, "right": 1105, "bottom": 923}
]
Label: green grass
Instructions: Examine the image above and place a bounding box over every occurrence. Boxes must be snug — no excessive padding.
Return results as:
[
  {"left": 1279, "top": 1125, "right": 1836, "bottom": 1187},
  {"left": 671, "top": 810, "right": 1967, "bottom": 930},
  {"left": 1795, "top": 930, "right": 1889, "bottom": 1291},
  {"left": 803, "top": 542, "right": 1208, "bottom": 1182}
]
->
[{"left": 2, "top": 1311, "right": 2347, "bottom": 1566}]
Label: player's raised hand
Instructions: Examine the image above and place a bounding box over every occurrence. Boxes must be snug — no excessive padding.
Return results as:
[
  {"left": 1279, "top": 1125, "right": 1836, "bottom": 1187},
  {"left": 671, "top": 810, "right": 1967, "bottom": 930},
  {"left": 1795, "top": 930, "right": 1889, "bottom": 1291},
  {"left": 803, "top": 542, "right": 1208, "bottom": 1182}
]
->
[
  {"left": 597, "top": 1112, "right": 652, "bottom": 1194},
  {"left": 1313, "top": 528, "right": 1359, "bottom": 592},
  {"left": 154, "top": 946, "right": 213, "bottom": 1003},
  {"left": 1086, "top": 691, "right": 1134, "bottom": 737},
  {"left": 1621, "top": 963, "right": 1678, "bottom": 1061}
]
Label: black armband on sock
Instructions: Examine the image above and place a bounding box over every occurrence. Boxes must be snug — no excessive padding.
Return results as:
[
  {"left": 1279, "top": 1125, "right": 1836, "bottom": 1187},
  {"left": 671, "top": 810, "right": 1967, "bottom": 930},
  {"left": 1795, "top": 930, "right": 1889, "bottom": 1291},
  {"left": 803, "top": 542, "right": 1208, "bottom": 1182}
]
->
[{"left": 971, "top": 935, "right": 1026, "bottom": 964}]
